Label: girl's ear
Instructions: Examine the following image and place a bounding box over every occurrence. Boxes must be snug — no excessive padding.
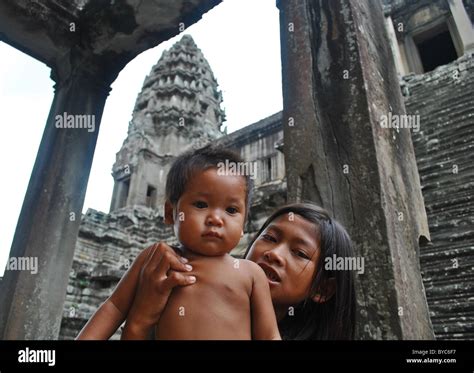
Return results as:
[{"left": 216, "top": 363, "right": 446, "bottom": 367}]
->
[
  {"left": 311, "top": 278, "right": 336, "bottom": 304},
  {"left": 241, "top": 230, "right": 244, "bottom": 237},
  {"left": 164, "top": 201, "right": 175, "bottom": 225}
]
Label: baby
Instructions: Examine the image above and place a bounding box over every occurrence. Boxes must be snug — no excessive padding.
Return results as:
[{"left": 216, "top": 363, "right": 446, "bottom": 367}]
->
[{"left": 79, "top": 145, "right": 280, "bottom": 340}]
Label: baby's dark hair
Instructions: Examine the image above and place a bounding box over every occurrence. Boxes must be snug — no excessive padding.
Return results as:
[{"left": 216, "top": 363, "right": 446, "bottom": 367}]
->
[
  {"left": 165, "top": 144, "right": 253, "bottom": 216},
  {"left": 245, "top": 202, "right": 357, "bottom": 340}
]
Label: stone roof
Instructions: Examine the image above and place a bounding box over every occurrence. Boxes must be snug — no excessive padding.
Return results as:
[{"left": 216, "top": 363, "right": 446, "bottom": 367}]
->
[
  {"left": 218, "top": 111, "right": 283, "bottom": 149},
  {"left": 0, "top": 0, "right": 222, "bottom": 72}
]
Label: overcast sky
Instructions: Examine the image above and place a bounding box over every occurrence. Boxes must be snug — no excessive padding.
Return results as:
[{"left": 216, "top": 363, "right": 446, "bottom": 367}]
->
[{"left": 0, "top": 0, "right": 283, "bottom": 275}]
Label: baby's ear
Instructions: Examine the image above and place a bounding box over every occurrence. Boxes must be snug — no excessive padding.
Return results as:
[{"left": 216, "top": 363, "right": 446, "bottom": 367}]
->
[
  {"left": 311, "top": 278, "right": 336, "bottom": 304},
  {"left": 164, "top": 201, "right": 175, "bottom": 225},
  {"left": 240, "top": 230, "right": 244, "bottom": 238}
]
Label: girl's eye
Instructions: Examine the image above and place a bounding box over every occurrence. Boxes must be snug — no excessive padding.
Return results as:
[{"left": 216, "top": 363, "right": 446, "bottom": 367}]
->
[
  {"left": 294, "top": 249, "right": 310, "bottom": 260},
  {"left": 262, "top": 233, "right": 276, "bottom": 242},
  {"left": 226, "top": 207, "right": 238, "bottom": 214},
  {"left": 194, "top": 201, "right": 207, "bottom": 208}
]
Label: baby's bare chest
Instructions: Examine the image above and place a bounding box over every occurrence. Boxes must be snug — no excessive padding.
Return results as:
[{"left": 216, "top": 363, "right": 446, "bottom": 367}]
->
[
  {"left": 155, "top": 259, "right": 253, "bottom": 339},
  {"left": 164, "top": 258, "right": 252, "bottom": 313},
  {"left": 175, "top": 258, "right": 251, "bottom": 301}
]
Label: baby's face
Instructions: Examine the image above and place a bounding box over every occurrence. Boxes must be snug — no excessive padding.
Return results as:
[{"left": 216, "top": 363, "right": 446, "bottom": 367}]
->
[{"left": 168, "top": 168, "right": 247, "bottom": 256}]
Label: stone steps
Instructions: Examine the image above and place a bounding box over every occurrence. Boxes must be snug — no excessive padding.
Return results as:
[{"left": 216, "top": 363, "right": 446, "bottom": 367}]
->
[
  {"left": 419, "top": 167, "right": 474, "bottom": 192},
  {"left": 415, "top": 133, "right": 474, "bottom": 162},
  {"left": 413, "top": 119, "right": 474, "bottom": 152},
  {"left": 409, "top": 83, "right": 474, "bottom": 105},
  {"left": 409, "top": 92, "right": 474, "bottom": 116},
  {"left": 420, "top": 248, "right": 474, "bottom": 266},
  {"left": 416, "top": 134, "right": 474, "bottom": 164},
  {"left": 406, "top": 55, "right": 474, "bottom": 340}
]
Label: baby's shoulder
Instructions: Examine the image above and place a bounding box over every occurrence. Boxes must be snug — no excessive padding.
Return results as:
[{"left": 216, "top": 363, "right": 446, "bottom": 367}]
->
[
  {"left": 233, "top": 258, "right": 264, "bottom": 277},
  {"left": 226, "top": 258, "right": 265, "bottom": 293}
]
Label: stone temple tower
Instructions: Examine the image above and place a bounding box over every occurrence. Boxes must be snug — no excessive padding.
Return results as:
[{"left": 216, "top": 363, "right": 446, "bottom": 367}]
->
[{"left": 109, "top": 35, "right": 225, "bottom": 212}]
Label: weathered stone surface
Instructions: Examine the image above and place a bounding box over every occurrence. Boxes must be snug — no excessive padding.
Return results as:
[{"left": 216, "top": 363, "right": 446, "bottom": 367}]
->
[
  {"left": 278, "top": 0, "right": 433, "bottom": 339},
  {"left": 403, "top": 53, "right": 474, "bottom": 340},
  {"left": 0, "top": 0, "right": 223, "bottom": 78},
  {"left": 464, "top": 0, "right": 474, "bottom": 20},
  {"left": 382, "top": 0, "right": 451, "bottom": 23}
]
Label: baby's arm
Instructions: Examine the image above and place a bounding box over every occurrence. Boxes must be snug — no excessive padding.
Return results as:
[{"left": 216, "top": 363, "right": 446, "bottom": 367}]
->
[
  {"left": 246, "top": 261, "right": 281, "bottom": 340},
  {"left": 75, "top": 298, "right": 126, "bottom": 340},
  {"left": 76, "top": 245, "right": 153, "bottom": 339},
  {"left": 77, "top": 242, "right": 194, "bottom": 340}
]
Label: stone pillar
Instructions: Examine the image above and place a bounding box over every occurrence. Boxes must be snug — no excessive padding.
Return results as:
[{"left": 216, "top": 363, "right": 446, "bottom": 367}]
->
[
  {"left": 278, "top": 0, "right": 434, "bottom": 339},
  {"left": 109, "top": 181, "right": 120, "bottom": 212},
  {"left": 404, "top": 35, "right": 424, "bottom": 74},
  {"left": 127, "top": 164, "right": 146, "bottom": 207},
  {"left": 110, "top": 179, "right": 129, "bottom": 212},
  {"left": 0, "top": 65, "right": 111, "bottom": 339},
  {"left": 385, "top": 16, "right": 407, "bottom": 76},
  {"left": 448, "top": 0, "right": 474, "bottom": 53}
]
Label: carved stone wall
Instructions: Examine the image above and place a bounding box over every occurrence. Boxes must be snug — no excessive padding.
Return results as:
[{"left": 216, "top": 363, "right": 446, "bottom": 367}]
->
[{"left": 403, "top": 53, "right": 474, "bottom": 340}]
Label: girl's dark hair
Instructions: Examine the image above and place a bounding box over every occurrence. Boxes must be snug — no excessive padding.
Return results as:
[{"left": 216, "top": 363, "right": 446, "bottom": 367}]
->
[
  {"left": 244, "top": 203, "right": 357, "bottom": 340},
  {"left": 165, "top": 144, "right": 253, "bottom": 216}
]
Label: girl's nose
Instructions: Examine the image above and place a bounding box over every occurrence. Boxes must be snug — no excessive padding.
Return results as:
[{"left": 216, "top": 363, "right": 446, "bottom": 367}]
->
[
  {"left": 264, "top": 247, "right": 285, "bottom": 266},
  {"left": 206, "top": 211, "right": 223, "bottom": 227}
]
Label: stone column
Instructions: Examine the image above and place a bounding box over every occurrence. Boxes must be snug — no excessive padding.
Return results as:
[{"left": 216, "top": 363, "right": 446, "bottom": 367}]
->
[
  {"left": 404, "top": 35, "right": 424, "bottom": 74},
  {"left": 278, "top": 0, "right": 434, "bottom": 339},
  {"left": 385, "top": 16, "right": 407, "bottom": 76},
  {"left": 109, "top": 180, "right": 121, "bottom": 212},
  {"left": 127, "top": 164, "right": 146, "bottom": 207},
  {"left": 0, "top": 65, "right": 111, "bottom": 339},
  {"left": 448, "top": 0, "right": 474, "bottom": 53}
]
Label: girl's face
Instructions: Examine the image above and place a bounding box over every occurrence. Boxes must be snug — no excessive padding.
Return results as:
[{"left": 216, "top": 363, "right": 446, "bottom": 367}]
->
[{"left": 246, "top": 214, "right": 320, "bottom": 320}]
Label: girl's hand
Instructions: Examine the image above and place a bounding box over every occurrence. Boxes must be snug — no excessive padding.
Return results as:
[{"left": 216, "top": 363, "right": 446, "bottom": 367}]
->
[{"left": 121, "top": 242, "right": 195, "bottom": 339}]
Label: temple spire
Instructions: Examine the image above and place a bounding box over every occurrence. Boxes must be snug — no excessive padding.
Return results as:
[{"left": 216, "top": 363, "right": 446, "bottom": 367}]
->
[{"left": 109, "top": 34, "right": 225, "bottom": 212}]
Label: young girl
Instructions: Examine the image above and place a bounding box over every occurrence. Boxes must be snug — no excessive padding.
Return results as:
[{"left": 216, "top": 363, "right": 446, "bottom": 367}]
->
[
  {"left": 245, "top": 203, "right": 357, "bottom": 340},
  {"left": 77, "top": 202, "right": 356, "bottom": 340}
]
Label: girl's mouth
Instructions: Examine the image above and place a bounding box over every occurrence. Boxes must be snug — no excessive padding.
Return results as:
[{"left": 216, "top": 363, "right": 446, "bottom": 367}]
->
[{"left": 258, "top": 262, "right": 281, "bottom": 283}]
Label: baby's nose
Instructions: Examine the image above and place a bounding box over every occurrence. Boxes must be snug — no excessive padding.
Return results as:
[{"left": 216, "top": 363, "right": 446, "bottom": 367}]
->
[{"left": 206, "top": 211, "right": 223, "bottom": 226}]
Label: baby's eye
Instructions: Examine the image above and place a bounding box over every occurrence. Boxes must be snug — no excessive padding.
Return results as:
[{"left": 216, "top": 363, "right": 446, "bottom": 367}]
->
[
  {"left": 226, "top": 206, "right": 239, "bottom": 214},
  {"left": 193, "top": 201, "right": 208, "bottom": 209},
  {"left": 262, "top": 233, "right": 276, "bottom": 242}
]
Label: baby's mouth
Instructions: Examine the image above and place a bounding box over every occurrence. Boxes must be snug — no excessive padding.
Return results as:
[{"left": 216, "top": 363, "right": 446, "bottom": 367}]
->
[{"left": 202, "top": 231, "right": 222, "bottom": 239}]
